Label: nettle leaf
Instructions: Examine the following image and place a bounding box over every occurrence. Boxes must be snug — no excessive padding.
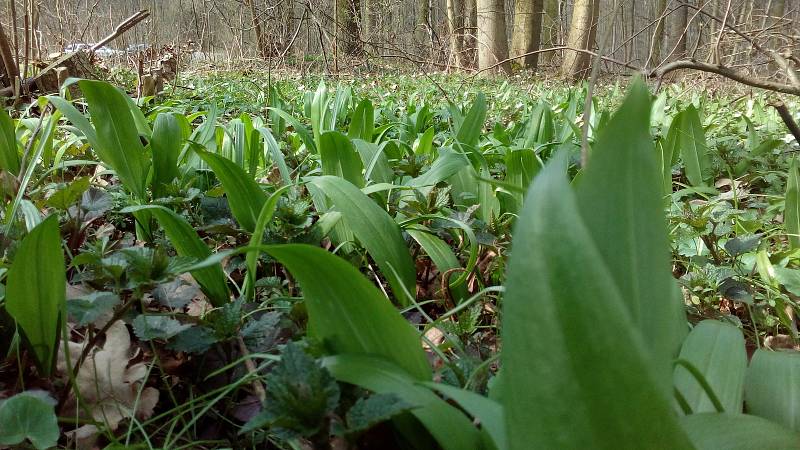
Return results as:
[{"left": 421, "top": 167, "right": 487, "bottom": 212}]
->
[
  {"left": 166, "top": 326, "right": 218, "bottom": 354},
  {"left": 241, "top": 343, "right": 340, "bottom": 437},
  {"left": 724, "top": 234, "right": 761, "bottom": 256},
  {"left": 132, "top": 315, "right": 191, "bottom": 341},
  {"left": 345, "top": 393, "right": 413, "bottom": 434},
  {"left": 46, "top": 176, "right": 91, "bottom": 210},
  {"left": 67, "top": 292, "right": 120, "bottom": 326},
  {"left": 0, "top": 391, "right": 59, "bottom": 450}
]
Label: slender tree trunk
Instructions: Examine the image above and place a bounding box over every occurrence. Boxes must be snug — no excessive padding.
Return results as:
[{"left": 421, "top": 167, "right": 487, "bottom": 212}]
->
[
  {"left": 511, "top": 0, "right": 544, "bottom": 69},
  {"left": 670, "top": 0, "right": 688, "bottom": 60},
  {"left": 245, "top": 0, "right": 267, "bottom": 57},
  {"left": 561, "top": 0, "right": 598, "bottom": 80},
  {"left": 446, "top": 0, "right": 466, "bottom": 68},
  {"left": 417, "top": 0, "right": 431, "bottom": 51},
  {"left": 336, "top": 0, "right": 362, "bottom": 55},
  {"left": 476, "top": 0, "right": 511, "bottom": 73},
  {"left": 651, "top": 0, "right": 667, "bottom": 65},
  {"left": 464, "top": 0, "right": 478, "bottom": 66},
  {"left": 540, "top": 0, "right": 558, "bottom": 65}
]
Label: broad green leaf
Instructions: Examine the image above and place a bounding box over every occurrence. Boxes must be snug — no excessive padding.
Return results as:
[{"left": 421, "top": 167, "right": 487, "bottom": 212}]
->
[
  {"left": 501, "top": 158, "right": 692, "bottom": 449},
  {"left": 5, "top": 216, "right": 65, "bottom": 376},
  {"left": 674, "top": 320, "right": 747, "bottom": 414},
  {"left": 679, "top": 105, "right": 711, "bottom": 187},
  {"left": 681, "top": 413, "right": 800, "bottom": 450},
  {"left": 786, "top": 158, "right": 800, "bottom": 249},
  {"left": 0, "top": 108, "right": 20, "bottom": 174},
  {"left": 414, "top": 126, "right": 435, "bottom": 155},
  {"left": 455, "top": 93, "right": 486, "bottom": 150},
  {"left": 197, "top": 150, "right": 267, "bottom": 232},
  {"left": 504, "top": 148, "right": 541, "bottom": 212},
  {"left": 0, "top": 391, "right": 59, "bottom": 449},
  {"left": 423, "top": 382, "right": 506, "bottom": 450},
  {"left": 320, "top": 131, "right": 364, "bottom": 187},
  {"left": 78, "top": 80, "right": 150, "bottom": 199},
  {"left": 349, "top": 99, "right": 375, "bottom": 142},
  {"left": 122, "top": 205, "right": 230, "bottom": 306},
  {"left": 45, "top": 176, "right": 90, "bottom": 210},
  {"left": 745, "top": 349, "right": 800, "bottom": 431},
  {"left": 311, "top": 81, "right": 328, "bottom": 149},
  {"left": 309, "top": 176, "right": 416, "bottom": 305},
  {"left": 323, "top": 354, "right": 481, "bottom": 450},
  {"left": 576, "top": 79, "right": 686, "bottom": 394},
  {"left": 266, "top": 244, "right": 429, "bottom": 379},
  {"left": 151, "top": 113, "right": 184, "bottom": 197},
  {"left": 408, "top": 148, "right": 469, "bottom": 187},
  {"left": 47, "top": 95, "right": 100, "bottom": 150}
]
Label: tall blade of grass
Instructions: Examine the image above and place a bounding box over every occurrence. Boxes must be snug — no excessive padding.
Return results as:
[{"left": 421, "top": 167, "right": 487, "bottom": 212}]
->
[
  {"left": 256, "top": 127, "right": 291, "bottom": 186},
  {"left": 5, "top": 216, "right": 65, "bottom": 376},
  {"left": 407, "top": 227, "right": 468, "bottom": 302},
  {"left": 78, "top": 80, "right": 150, "bottom": 199},
  {"left": 244, "top": 185, "right": 293, "bottom": 300},
  {"left": 679, "top": 105, "right": 711, "bottom": 187},
  {"left": 785, "top": 158, "right": 800, "bottom": 249},
  {"left": 0, "top": 109, "right": 20, "bottom": 174},
  {"left": 267, "top": 244, "right": 430, "bottom": 378},
  {"left": 323, "top": 355, "right": 481, "bottom": 450},
  {"left": 122, "top": 205, "right": 230, "bottom": 306},
  {"left": 349, "top": 99, "right": 375, "bottom": 142},
  {"left": 319, "top": 131, "right": 364, "bottom": 187},
  {"left": 151, "top": 113, "right": 183, "bottom": 198},
  {"left": 501, "top": 157, "right": 692, "bottom": 449},
  {"left": 674, "top": 320, "right": 746, "bottom": 414},
  {"left": 266, "top": 107, "right": 316, "bottom": 154},
  {"left": 521, "top": 102, "right": 555, "bottom": 149},
  {"left": 309, "top": 176, "right": 416, "bottom": 305},
  {"left": 681, "top": 413, "right": 800, "bottom": 450},
  {"left": 576, "top": 79, "right": 687, "bottom": 394},
  {"left": 311, "top": 81, "right": 328, "bottom": 150},
  {"left": 745, "top": 349, "right": 800, "bottom": 431},
  {"left": 354, "top": 139, "right": 393, "bottom": 184},
  {"left": 196, "top": 150, "right": 266, "bottom": 232}
]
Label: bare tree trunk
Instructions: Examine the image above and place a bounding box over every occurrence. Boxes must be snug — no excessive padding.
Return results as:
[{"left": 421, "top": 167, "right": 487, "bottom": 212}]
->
[
  {"left": 446, "top": 0, "right": 466, "bottom": 67},
  {"left": 417, "top": 0, "right": 431, "bottom": 51},
  {"left": 511, "top": 0, "right": 544, "bottom": 69},
  {"left": 670, "top": 0, "right": 688, "bottom": 60},
  {"left": 245, "top": 0, "right": 267, "bottom": 58},
  {"left": 561, "top": 0, "right": 598, "bottom": 80},
  {"left": 651, "top": 0, "right": 667, "bottom": 65},
  {"left": 540, "top": 0, "right": 558, "bottom": 65},
  {"left": 476, "top": 0, "right": 510, "bottom": 73},
  {"left": 464, "top": 0, "right": 478, "bottom": 66},
  {"left": 336, "top": 0, "right": 362, "bottom": 55}
]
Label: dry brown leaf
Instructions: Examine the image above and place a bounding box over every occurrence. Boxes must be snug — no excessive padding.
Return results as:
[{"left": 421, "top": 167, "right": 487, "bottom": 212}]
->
[{"left": 58, "top": 321, "right": 159, "bottom": 436}]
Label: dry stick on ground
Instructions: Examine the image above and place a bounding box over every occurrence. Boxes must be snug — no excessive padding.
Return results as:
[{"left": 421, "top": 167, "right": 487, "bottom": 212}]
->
[{"left": 773, "top": 101, "right": 800, "bottom": 144}]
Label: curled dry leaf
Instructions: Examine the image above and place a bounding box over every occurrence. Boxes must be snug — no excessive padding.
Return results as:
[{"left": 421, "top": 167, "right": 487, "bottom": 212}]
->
[{"left": 58, "top": 321, "right": 159, "bottom": 439}]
